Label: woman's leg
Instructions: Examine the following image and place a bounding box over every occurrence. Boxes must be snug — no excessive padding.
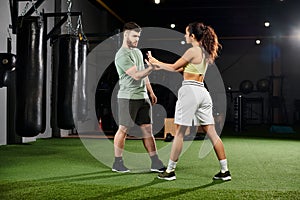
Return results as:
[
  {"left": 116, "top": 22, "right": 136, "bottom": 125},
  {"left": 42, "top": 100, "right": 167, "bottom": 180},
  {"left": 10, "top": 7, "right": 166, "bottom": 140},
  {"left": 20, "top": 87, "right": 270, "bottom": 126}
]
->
[
  {"left": 165, "top": 125, "right": 188, "bottom": 172},
  {"left": 169, "top": 124, "right": 188, "bottom": 162},
  {"left": 202, "top": 124, "right": 231, "bottom": 180},
  {"left": 201, "top": 124, "right": 226, "bottom": 160},
  {"left": 158, "top": 124, "right": 188, "bottom": 180}
]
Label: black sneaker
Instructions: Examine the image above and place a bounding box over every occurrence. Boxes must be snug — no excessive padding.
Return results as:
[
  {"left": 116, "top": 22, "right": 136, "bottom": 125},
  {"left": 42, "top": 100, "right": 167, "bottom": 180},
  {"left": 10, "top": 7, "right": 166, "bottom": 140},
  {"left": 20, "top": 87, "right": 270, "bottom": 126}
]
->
[
  {"left": 213, "top": 171, "right": 231, "bottom": 181},
  {"left": 150, "top": 159, "right": 166, "bottom": 173},
  {"left": 112, "top": 160, "right": 130, "bottom": 173},
  {"left": 157, "top": 171, "right": 176, "bottom": 181}
]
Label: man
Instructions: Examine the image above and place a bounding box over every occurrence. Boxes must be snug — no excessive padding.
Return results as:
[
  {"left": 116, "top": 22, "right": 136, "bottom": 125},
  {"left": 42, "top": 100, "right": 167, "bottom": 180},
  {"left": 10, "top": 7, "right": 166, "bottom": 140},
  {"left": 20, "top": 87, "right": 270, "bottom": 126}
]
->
[{"left": 112, "top": 22, "right": 165, "bottom": 173}]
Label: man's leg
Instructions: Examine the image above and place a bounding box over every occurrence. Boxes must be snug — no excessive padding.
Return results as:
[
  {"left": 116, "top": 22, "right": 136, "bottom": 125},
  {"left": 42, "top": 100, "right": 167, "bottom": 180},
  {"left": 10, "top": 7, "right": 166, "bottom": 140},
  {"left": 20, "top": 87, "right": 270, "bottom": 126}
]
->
[
  {"left": 112, "top": 125, "right": 130, "bottom": 173},
  {"left": 140, "top": 124, "right": 165, "bottom": 172},
  {"left": 140, "top": 124, "right": 157, "bottom": 156},
  {"left": 114, "top": 125, "right": 128, "bottom": 157}
]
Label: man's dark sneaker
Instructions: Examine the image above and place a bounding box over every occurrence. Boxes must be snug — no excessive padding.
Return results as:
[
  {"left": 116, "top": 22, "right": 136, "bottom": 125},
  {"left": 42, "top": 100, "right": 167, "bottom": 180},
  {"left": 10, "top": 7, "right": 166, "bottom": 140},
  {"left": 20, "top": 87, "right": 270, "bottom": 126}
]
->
[
  {"left": 213, "top": 171, "right": 231, "bottom": 181},
  {"left": 150, "top": 159, "right": 166, "bottom": 173},
  {"left": 112, "top": 160, "right": 130, "bottom": 173},
  {"left": 157, "top": 170, "right": 176, "bottom": 181}
]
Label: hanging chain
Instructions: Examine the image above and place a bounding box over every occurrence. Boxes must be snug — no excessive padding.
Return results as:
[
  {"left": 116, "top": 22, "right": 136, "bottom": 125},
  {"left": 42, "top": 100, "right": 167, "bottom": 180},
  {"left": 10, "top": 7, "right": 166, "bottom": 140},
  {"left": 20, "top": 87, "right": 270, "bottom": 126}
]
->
[
  {"left": 76, "top": 15, "right": 87, "bottom": 41},
  {"left": 21, "top": 2, "right": 30, "bottom": 16},
  {"left": 20, "top": 0, "right": 39, "bottom": 16},
  {"left": 75, "top": 15, "right": 81, "bottom": 35},
  {"left": 66, "top": 0, "right": 74, "bottom": 35},
  {"left": 75, "top": 15, "right": 82, "bottom": 35},
  {"left": 32, "top": 0, "right": 39, "bottom": 15}
]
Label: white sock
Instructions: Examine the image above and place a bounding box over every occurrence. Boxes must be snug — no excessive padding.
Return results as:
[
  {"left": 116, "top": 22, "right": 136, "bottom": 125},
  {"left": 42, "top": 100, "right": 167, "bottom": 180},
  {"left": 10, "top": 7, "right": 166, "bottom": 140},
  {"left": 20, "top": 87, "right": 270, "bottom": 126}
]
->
[
  {"left": 166, "top": 159, "right": 177, "bottom": 173},
  {"left": 219, "top": 159, "right": 228, "bottom": 173}
]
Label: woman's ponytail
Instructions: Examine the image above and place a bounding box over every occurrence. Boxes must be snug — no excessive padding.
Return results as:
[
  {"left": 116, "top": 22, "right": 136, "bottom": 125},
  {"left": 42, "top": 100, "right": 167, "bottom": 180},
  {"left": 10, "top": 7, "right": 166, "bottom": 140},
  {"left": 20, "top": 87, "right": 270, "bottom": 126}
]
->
[
  {"left": 202, "top": 25, "right": 221, "bottom": 62},
  {"left": 188, "top": 22, "right": 221, "bottom": 63}
]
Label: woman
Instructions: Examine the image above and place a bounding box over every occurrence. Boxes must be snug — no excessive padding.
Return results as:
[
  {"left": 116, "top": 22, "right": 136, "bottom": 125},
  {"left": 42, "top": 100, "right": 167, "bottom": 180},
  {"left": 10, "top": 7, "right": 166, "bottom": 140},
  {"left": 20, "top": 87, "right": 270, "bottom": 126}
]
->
[{"left": 146, "top": 22, "right": 231, "bottom": 181}]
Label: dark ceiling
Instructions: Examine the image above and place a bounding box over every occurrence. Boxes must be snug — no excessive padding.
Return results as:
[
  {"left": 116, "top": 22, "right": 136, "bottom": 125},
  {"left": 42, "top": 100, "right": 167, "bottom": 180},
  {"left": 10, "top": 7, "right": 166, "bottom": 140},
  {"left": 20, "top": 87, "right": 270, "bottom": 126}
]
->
[{"left": 90, "top": 0, "right": 300, "bottom": 37}]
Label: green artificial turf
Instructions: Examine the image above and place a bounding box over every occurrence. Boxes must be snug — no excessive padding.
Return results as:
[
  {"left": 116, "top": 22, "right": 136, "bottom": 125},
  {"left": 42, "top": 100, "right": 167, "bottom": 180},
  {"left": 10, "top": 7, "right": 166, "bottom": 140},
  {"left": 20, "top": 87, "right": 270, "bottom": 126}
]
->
[{"left": 0, "top": 136, "right": 299, "bottom": 200}]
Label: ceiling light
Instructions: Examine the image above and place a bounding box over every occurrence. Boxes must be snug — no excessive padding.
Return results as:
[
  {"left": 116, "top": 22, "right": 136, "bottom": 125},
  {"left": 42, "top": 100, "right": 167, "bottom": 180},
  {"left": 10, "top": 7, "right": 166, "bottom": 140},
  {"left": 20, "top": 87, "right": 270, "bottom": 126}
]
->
[
  {"left": 154, "top": 0, "right": 160, "bottom": 4},
  {"left": 264, "top": 21, "right": 270, "bottom": 27}
]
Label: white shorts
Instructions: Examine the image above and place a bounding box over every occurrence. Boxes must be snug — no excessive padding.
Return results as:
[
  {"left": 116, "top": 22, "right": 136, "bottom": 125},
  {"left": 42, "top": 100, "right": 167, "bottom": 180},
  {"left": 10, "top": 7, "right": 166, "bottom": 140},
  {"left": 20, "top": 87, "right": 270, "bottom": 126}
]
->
[{"left": 174, "top": 80, "right": 215, "bottom": 126}]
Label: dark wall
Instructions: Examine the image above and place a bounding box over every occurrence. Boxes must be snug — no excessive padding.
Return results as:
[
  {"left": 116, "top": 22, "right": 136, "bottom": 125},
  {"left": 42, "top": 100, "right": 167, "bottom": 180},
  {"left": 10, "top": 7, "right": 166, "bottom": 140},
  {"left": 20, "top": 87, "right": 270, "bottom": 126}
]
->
[
  {"left": 72, "top": 1, "right": 299, "bottom": 126},
  {"left": 217, "top": 37, "right": 300, "bottom": 124}
]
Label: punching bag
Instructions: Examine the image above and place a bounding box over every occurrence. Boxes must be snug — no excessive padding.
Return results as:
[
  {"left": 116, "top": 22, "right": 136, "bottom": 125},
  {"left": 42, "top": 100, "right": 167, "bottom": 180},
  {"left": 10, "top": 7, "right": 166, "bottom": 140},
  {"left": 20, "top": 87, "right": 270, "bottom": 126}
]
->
[
  {"left": 78, "top": 38, "right": 88, "bottom": 121},
  {"left": 52, "top": 34, "right": 79, "bottom": 129},
  {"left": 15, "top": 16, "right": 46, "bottom": 137}
]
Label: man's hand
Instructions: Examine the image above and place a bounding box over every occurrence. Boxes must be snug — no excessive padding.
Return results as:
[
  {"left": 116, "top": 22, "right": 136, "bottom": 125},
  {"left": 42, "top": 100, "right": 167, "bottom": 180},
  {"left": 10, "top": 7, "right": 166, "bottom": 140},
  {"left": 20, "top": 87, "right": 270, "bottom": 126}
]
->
[
  {"left": 145, "top": 59, "right": 160, "bottom": 70},
  {"left": 149, "top": 92, "right": 157, "bottom": 105}
]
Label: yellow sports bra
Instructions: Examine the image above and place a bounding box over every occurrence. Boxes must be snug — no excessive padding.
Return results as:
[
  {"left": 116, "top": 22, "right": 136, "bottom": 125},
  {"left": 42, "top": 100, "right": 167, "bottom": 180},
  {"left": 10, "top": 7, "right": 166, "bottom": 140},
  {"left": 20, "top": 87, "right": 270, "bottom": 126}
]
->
[{"left": 184, "top": 53, "right": 207, "bottom": 75}]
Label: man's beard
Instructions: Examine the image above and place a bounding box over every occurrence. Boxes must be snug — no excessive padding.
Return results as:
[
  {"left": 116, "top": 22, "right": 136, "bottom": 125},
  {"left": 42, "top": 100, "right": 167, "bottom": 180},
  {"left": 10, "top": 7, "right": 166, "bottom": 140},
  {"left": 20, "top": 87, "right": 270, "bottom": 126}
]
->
[{"left": 127, "top": 39, "right": 137, "bottom": 48}]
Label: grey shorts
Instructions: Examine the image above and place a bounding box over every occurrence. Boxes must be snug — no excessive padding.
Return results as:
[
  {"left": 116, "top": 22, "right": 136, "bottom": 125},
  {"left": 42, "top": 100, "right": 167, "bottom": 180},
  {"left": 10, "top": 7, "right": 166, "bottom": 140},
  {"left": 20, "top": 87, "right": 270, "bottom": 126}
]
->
[
  {"left": 118, "top": 98, "right": 152, "bottom": 127},
  {"left": 174, "top": 80, "right": 215, "bottom": 126}
]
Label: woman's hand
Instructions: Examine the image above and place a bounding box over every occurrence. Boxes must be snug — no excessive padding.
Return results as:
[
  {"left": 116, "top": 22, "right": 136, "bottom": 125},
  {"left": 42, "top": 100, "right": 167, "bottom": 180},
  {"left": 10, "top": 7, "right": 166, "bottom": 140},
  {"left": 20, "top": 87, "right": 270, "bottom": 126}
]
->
[
  {"left": 145, "top": 59, "right": 160, "bottom": 70},
  {"left": 147, "top": 51, "right": 160, "bottom": 63},
  {"left": 145, "top": 51, "right": 161, "bottom": 70}
]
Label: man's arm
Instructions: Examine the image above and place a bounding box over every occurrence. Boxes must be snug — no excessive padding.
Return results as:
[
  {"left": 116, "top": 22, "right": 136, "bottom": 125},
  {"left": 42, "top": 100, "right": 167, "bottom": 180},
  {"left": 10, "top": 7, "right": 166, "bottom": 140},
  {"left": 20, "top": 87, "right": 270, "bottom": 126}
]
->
[
  {"left": 125, "top": 65, "right": 154, "bottom": 80},
  {"left": 145, "top": 77, "right": 157, "bottom": 105}
]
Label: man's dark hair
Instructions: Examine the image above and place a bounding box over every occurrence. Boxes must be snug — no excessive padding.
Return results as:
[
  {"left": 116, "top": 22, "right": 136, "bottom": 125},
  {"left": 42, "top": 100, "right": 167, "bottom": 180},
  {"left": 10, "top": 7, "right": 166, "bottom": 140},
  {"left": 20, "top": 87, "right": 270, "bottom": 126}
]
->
[{"left": 123, "top": 22, "right": 142, "bottom": 32}]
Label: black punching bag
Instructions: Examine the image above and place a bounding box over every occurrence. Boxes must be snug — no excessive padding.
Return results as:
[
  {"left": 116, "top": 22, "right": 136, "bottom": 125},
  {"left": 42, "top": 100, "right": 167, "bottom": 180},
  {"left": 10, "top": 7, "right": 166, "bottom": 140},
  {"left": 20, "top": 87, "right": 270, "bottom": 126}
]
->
[
  {"left": 78, "top": 38, "right": 88, "bottom": 121},
  {"left": 52, "top": 34, "right": 79, "bottom": 129},
  {"left": 15, "top": 16, "right": 46, "bottom": 137}
]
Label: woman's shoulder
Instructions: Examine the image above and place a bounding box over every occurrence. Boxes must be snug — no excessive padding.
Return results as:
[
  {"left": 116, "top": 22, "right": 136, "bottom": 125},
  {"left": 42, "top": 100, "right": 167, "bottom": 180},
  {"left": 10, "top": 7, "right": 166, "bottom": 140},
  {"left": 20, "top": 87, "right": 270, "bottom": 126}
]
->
[
  {"left": 187, "top": 46, "right": 203, "bottom": 53},
  {"left": 184, "top": 46, "right": 202, "bottom": 57}
]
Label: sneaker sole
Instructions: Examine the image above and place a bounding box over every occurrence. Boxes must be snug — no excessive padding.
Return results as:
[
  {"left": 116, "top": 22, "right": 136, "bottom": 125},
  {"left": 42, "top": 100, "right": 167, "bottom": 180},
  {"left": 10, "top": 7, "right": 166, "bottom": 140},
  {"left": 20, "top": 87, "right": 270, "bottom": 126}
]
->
[
  {"left": 150, "top": 169, "right": 165, "bottom": 173},
  {"left": 213, "top": 176, "right": 231, "bottom": 181},
  {"left": 157, "top": 176, "right": 176, "bottom": 181},
  {"left": 112, "top": 169, "right": 130, "bottom": 173}
]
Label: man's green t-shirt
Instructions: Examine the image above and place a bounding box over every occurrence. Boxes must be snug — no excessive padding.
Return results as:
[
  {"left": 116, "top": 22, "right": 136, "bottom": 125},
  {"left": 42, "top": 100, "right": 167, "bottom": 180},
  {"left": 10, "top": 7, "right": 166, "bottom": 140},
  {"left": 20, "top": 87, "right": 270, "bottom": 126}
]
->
[{"left": 115, "top": 47, "right": 148, "bottom": 99}]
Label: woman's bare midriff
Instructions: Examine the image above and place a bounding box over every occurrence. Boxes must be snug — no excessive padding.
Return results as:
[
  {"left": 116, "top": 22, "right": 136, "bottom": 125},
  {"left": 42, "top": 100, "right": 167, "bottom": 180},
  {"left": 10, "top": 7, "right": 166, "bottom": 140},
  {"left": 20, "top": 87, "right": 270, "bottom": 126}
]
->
[{"left": 183, "top": 72, "right": 204, "bottom": 82}]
